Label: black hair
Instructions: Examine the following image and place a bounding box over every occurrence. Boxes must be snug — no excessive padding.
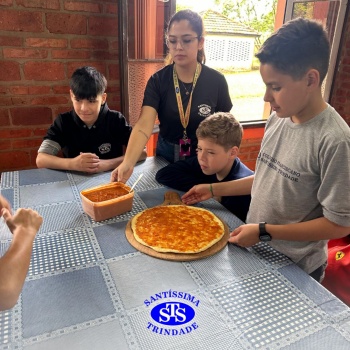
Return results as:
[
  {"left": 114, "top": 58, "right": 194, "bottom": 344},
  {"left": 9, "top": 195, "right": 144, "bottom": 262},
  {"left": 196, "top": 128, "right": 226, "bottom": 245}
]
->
[
  {"left": 69, "top": 66, "right": 107, "bottom": 99},
  {"left": 165, "top": 9, "right": 206, "bottom": 64},
  {"left": 256, "top": 18, "right": 330, "bottom": 84}
]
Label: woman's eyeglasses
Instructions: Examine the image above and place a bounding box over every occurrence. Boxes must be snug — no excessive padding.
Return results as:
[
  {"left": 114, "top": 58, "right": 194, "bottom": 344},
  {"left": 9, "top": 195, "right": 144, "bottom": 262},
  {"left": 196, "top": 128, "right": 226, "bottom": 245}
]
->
[{"left": 166, "top": 36, "right": 199, "bottom": 49}]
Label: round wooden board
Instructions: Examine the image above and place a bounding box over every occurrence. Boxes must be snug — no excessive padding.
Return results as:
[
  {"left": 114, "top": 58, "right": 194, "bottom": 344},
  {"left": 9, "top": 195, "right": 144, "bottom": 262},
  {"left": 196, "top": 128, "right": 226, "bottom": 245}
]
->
[{"left": 125, "top": 191, "right": 230, "bottom": 262}]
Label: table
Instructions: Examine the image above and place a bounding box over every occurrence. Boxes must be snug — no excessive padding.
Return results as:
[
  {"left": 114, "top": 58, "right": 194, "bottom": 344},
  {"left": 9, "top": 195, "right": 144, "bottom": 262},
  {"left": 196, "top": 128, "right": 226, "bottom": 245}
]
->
[{"left": 0, "top": 157, "right": 349, "bottom": 350}]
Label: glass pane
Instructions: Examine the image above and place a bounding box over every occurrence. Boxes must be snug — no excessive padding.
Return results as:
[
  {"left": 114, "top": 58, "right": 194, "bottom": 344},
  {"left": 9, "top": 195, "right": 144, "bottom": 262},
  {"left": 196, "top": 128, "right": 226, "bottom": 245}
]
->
[{"left": 291, "top": 1, "right": 340, "bottom": 43}]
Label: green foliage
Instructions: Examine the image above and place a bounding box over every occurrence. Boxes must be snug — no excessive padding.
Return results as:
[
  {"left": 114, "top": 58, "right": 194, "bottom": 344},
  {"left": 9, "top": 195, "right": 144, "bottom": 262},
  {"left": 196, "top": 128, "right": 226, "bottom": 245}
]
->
[
  {"left": 216, "top": 0, "right": 278, "bottom": 35},
  {"left": 176, "top": 4, "right": 195, "bottom": 12}
]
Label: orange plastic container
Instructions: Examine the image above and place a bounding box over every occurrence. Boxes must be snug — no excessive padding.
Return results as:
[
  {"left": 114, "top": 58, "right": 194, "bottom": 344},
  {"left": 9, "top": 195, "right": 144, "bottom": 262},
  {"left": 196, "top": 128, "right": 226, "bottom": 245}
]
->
[{"left": 80, "top": 182, "right": 134, "bottom": 221}]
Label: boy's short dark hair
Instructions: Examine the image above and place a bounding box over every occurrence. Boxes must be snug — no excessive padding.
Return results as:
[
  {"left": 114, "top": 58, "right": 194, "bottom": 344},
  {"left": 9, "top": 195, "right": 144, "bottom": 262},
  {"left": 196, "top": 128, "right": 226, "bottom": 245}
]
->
[
  {"left": 196, "top": 112, "right": 243, "bottom": 149},
  {"left": 70, "top": 66, "right": 107, "bottom": 99},
  {"left": 256, "top": 17, "right": 330, "bottom": 84}
]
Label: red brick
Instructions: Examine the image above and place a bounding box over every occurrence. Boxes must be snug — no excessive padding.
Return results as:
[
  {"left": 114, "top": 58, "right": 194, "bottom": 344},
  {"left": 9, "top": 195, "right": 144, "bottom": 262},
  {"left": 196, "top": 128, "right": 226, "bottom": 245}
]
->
[
  {"left": 0, "top": 86, "right": 8, "bottom": 94},
  {"left": 0, "top": 151, "right": 31, "bottom": 172},
  {"left": 70, "top": 38, "right": 108, "bottom": 50},
  {"left": 11, "top": 107, "right": 52, "bottom": 125},
  {"left": 25, "top": 37, "right": 68, "bottom": 48},
  {"left": 10, "top": 97, "right": 31, "bottom": 105},
  {"left": 244, "top": 160, "right": 256, "bottom": 171},
  {"left": 240, "top": 145, "right": 261, "bottom": 153},
  {"left": 53, "top": 85, "right": 69, "bottom": 94},
  {"left": 0, "top": 140, "right": 11, "bottom": 151},
  {"left": 51, "top": 49, "right": 91, "bottom": 59},
  {"left": 30, "top": 149, "right": 39, "bottom": 167},
  {"left": 64, "top": 1, "right": 102, "bottom": 13},
  {"left": 0, "top": 0, "right": 13, "bottom": 6},
  {"left": 54, "top": 106, "right": 71, "bottom": 116},
  {"left": 237, "top": 153, "right": 249, "bottom": 161},
  {"left": 0, "top": 10, "right": 43, "bottom": 32},
  {"left": 10, "top": 86, "right": 29, "bottom": 95},
  {"left": 29, "top": 86, "right": 51, "bottom": 94},
  {"left": 0, "top": 61, "right": 21, "bottom": 81},
  {"left": 16, "top": 0, "right": 60, "bottom": 10},
  {"left": 106, "top": 85, "right": 118, "bottom": 94},
  {"left": 46, "top": 13, "right": 87, "bottom": 35},
  {"left": 91, "top": 50, "right": 116, "bottom": 61},
  {"left": 12, "top": 138, "right": 42, "bottom": 149},
  {"left": 0, "top": 96, "right": 13, "bottom": 106},
  {"left": 3, "top": 48, "right": 48, "bottom": 59},
  {"left": 110, "top": 39, "right": 118, "bottom": 51},
  {"left": 24, "top": 61, "right": 65, "bottom": 81},
  {"left": 106, "top": 4, "right": 118, "bottom": 15},
  {"left": 88, "top": 16, "right": 118, "bottom": 36},
  {"left": 30, "top": 96, "right": 68, "bottom": 105},
  {"left": 0, "top": 128, "right": 32, "bottom": 139},
  {"left": 0, "top": 109, "right": 10, "bottom": 126},
  {"left": 33, "top": 127, "right": 49, "bottom": 136},
  {"left": 67, "top": 62, "right": 106, "bottom": 77},
  {"left": 108, "top": 64, "right": 119, "bottom": 80},
  {"left": 0, "top": 35, "right": 22, "bottom": 46}
]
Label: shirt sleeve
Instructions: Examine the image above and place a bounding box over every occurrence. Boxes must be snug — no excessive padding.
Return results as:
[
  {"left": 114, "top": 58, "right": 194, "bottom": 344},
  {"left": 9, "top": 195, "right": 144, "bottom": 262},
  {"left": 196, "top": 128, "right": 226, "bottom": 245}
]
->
[
  {"left": 319, "top": 138, "right": 350, "bottom": 227},
  {"left": 37, "top": 139, "right": 61, "bottom": 155},
  {"left": 217, "top": 74, "right": 233, "bottom": 112},
  {"left": 142, "top": 74, "right": 161, "bottom": 111}
]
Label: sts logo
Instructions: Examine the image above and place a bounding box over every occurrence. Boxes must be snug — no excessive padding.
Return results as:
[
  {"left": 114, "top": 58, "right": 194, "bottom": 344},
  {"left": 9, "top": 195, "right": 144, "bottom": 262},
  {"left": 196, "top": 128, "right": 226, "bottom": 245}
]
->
[
  {"left": 151, "top": 302, "right": 195, "bottom": 326},
  {"left": 144, "top": 290, "right": 200, "bottom": 336}
]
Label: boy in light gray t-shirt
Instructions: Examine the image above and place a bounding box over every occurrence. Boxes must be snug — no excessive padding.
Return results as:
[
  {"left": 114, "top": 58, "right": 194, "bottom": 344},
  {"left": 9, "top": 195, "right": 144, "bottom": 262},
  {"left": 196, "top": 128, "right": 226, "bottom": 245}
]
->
[{"left": 182, "top": 18, "right": 350, "bottom": 282}]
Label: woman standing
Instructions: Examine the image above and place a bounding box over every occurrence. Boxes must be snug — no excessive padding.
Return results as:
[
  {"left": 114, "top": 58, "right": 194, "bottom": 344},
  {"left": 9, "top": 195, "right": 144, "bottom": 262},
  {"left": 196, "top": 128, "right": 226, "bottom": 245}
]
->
[{"left": 111, "top": 9, "right": 232, "bottom": 182}]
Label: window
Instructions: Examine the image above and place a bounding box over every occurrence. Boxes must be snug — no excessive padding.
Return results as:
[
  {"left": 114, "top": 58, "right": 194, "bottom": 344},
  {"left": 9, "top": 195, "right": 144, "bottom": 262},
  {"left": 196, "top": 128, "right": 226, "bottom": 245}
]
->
[
  {"left": 120, "top": 0, "right": 347, "bottom": 124},
  {"left": 284, "top": 0, "right": 347, "bottom": 101}
]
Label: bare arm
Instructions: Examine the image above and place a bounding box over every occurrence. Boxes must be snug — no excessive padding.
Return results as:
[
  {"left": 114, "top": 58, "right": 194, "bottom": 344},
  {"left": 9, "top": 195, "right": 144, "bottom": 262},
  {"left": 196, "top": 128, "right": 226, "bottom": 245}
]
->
[
  {"left": 36, "top": 152, "right": 102, "bottom": 173},
  {"left": 182, "top": 175, "right": 254, "bottom": 205},
  {"left": 0, "top": 196, "right": 11, "bottom": 213},
  {"left": 0, "top": 208, "right": 43, "bottom": 311},
  {"left": 229, "top": 217, "right": 350, "bottom": 247},
  {"left": 111, "top": 106, "right": 157, "bottom": 182}
]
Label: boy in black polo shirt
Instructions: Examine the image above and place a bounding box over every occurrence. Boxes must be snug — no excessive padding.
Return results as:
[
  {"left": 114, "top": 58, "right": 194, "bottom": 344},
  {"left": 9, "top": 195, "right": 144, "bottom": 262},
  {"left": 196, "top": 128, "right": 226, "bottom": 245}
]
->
[{"left": 36, "top": 66, "right": 146, "bottom": 173}]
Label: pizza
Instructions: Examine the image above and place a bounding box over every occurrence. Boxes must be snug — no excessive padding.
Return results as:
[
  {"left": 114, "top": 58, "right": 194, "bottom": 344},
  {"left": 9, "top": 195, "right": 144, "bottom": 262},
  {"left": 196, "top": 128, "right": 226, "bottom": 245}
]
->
[{"left": 131, "top": 205, "right": 225, "bottom": 254}]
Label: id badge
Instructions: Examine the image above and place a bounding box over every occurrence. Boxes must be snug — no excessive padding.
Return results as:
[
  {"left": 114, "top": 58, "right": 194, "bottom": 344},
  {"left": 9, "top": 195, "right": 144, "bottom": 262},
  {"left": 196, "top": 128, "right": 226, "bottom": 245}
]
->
[{"left": 179, "top": 138, "right": 191, "bottom": 157}]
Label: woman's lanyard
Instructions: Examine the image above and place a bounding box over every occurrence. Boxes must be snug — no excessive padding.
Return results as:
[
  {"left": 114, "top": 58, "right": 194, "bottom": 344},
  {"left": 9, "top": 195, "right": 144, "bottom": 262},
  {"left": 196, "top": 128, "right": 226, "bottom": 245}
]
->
[{"left": 173, "top": 62, "right": 201, "bottom": 144}]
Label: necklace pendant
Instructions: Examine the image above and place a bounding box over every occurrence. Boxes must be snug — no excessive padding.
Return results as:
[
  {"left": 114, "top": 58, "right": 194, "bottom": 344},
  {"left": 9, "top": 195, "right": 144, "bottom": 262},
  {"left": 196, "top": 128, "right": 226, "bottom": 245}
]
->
[{"left": 185, "top": 91, "right": 189, "bottom": 95}]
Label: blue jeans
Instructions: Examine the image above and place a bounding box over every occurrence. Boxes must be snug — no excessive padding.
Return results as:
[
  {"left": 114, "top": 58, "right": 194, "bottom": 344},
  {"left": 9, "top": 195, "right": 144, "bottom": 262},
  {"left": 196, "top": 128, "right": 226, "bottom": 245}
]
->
[{"left": 156, "top": 135, "right": 179, "bottom": 163}]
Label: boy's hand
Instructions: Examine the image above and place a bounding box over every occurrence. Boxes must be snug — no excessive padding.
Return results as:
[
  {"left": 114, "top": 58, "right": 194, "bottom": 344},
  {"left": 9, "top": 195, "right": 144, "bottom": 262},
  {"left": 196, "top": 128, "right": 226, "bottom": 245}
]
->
[
  {"left": 181, "top": 184, "right": 212, "bottom": 204},
  {"left": 73, "top": 153, "right": 100, "bottom": 173},
  {"left": 110, "top": 162, "right": 134, "bottom": 183},
  {"left": 2, "top": 208, "right": 43, "bottom": 238},
  {"left": 229, "top": 224, "right": 259, "bottom": 247},
  {"left": 0, "top": 196, "right": 11, "bottom": 216}
]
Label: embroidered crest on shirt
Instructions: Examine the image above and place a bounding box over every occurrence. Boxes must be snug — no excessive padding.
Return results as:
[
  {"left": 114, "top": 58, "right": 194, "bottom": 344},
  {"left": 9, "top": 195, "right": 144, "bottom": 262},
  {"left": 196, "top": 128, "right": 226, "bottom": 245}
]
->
[
  {"left": 198, "top": 104, "right": 211, "bottom": 117},
  {"left": 99, "top": 143, "right": 111, "bottom": 154}
]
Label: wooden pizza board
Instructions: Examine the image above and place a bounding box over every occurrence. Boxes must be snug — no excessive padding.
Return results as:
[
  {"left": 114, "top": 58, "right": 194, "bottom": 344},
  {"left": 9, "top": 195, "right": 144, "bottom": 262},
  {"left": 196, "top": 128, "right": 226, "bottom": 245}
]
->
[{"left": 125, "top": 191, "right": 229, "bottom": 261}]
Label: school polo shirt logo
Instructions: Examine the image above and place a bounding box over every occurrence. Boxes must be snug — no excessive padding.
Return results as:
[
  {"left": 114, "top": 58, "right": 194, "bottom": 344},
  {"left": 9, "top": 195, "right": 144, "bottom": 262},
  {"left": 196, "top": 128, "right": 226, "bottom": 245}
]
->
[
  {"left": 99, "top": 143, "right": 111, "bottom": 154},
  {"left": 198, "top": 104, "right": 211, "bottom": 117}
]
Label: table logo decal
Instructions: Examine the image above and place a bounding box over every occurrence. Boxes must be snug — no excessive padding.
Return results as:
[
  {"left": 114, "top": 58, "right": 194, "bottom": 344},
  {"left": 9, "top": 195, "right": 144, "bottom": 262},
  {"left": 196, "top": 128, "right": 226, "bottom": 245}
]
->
[{"left": 144, "top": 290, "right": 199, "bottom": 336}]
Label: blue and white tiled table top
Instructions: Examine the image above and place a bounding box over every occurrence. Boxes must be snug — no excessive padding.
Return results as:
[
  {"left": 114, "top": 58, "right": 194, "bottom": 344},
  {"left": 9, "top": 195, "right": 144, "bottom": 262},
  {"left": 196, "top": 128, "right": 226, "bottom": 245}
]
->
[{"left": 0, "top": 157, "right": 349, "bottom": 350}]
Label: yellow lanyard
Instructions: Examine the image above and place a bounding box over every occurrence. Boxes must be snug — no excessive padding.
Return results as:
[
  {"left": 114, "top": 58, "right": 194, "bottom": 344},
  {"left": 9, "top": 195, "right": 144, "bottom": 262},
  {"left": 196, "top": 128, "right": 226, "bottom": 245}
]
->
[{"left": 173, "top": 62, "right": 201, "bottom": 141}]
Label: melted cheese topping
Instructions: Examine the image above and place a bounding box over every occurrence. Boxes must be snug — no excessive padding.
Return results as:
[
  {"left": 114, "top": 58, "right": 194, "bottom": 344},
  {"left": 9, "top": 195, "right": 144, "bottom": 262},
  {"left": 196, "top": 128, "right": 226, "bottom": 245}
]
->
[{"left": 131, "top": 205, "right": 224, "bottom": 253}]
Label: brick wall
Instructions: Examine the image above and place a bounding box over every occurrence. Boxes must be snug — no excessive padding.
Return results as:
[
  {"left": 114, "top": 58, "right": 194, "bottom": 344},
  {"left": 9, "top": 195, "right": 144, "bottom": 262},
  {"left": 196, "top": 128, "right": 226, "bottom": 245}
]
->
[{"left": 0, "top": 1, "right": 119, "bottom": 172}]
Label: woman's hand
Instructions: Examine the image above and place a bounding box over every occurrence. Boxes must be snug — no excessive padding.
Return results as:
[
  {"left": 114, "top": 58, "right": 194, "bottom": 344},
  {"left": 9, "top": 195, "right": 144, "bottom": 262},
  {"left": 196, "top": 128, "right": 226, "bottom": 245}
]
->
[{"left": 110, "top": 162, "right": 134, "bottom": 183}]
